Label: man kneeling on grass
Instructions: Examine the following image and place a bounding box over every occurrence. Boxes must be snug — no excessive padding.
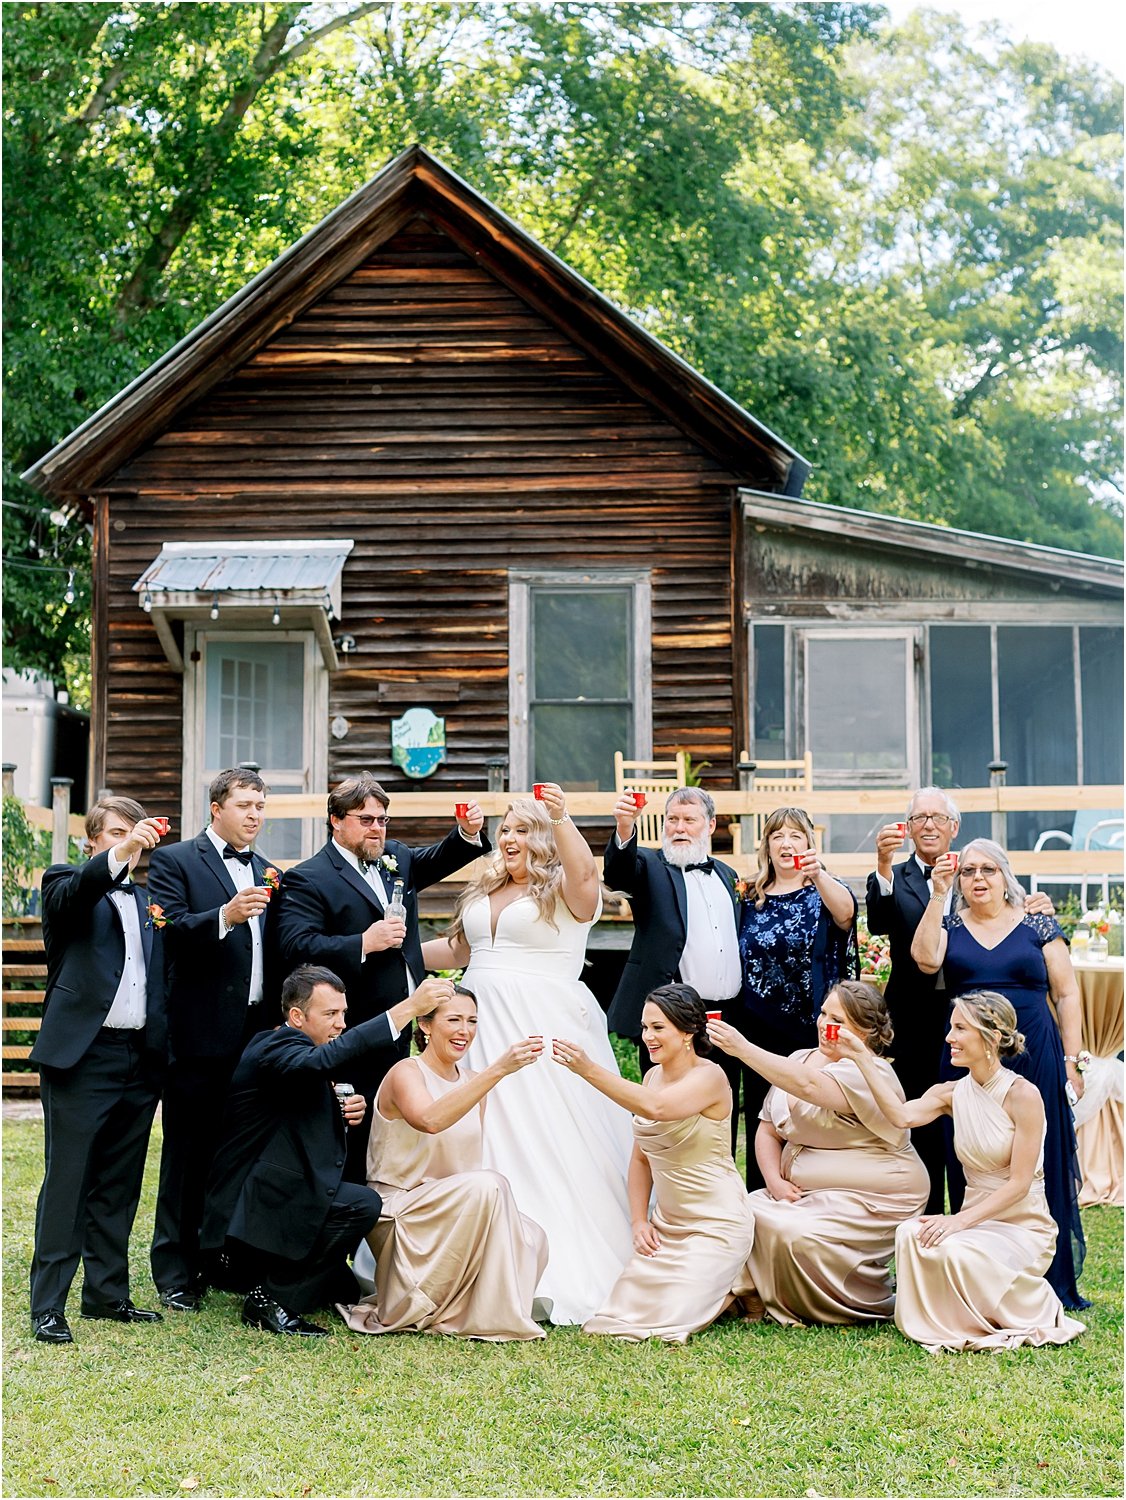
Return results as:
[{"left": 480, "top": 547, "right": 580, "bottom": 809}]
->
[{"left": 201, "top": 963, "right": 453, "bottom": 1336}]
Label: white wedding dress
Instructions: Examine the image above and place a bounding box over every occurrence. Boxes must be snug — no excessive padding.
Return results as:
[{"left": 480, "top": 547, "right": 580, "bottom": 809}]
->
[{"left": 463, "top": 891, "right": 633, "bottom": 1324}]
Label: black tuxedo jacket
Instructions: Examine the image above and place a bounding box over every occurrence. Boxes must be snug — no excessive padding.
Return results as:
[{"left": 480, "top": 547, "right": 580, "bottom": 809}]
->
[
  {"left": 201, "top": 1015, "right": 395, "bottom": 1260},
  {"left": 32, "top": 851, "right": 166, "bottom": 1069},
  {"left": 603, "top": 831, "right": 741, "bottom": 1039},
  {"left": 146, "top": 831, "right": 277, "bottom": 1061},
  {"left": 273, "top": 829, "right": 490, "bottom": 1029},
  {"left": 865, "top": 856, "right": 947, "bottom": 1075}
]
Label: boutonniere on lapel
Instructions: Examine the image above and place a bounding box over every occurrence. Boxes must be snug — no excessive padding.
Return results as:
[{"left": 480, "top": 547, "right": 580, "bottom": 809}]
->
[
  {"left": 379, "top": 854, "right": 398, "bottom": 875},
  {"left": 262, "top": 867, "right": 280, "bottom": 892},
  {"left": 735, "top": 878, "right": 750, "bottom": 901},
  {"left": 146, "top": 901, "right": 170, "bottom": 930}
]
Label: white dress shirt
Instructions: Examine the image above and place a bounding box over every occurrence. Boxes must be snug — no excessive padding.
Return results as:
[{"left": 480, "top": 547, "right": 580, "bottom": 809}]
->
[
  {"left": 208, "top": 825, "right": 264, "bottom": 1006},
  {"left": 677, "top": 866, "right": 742, "bottom": 1003},
  {"left": 875, "top": 854, "right": 953, "bottom": 915},
  {"left": 103, "top": 850, "right": 147, "bottom": 1029}
]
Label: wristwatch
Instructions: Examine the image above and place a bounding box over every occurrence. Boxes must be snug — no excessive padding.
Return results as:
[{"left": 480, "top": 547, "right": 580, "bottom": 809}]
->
[{"left": 1063, "top": 1050, "right": 1093, "bottom": 1074}]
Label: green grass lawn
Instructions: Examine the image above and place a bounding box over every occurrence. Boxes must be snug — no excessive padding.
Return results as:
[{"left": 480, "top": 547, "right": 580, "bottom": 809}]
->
[{"left": 3, "top": 1116, "right": 1122, "bottom": 1500}]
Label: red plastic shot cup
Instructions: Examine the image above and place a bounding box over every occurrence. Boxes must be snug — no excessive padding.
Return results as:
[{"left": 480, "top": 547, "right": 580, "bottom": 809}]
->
[
  {"left": 153, "top": 817, "right": 170, "bottom": 835},
  {"left": 824, "top": 1022, "right": 840, "bottom": 1042},
  {"left": 455, "top": 802, "right": 469, "bottom": 819},
  {"left": 532, "top": 784, "right": 547, "bottom": 800},
  {"left": 705, "top": 1009, "right": 722, "bottom": 1023},
  {"left": 793, "top": 852, "right": 807, "bottom": 870},
  {"left": 630, "top": 790, "right": 647, "bottom": 810},
  {"left": 894, "top": 822, "right": 907, "bottom": 839},
  {"left": 948, "top": 851, "right": 960, "bottom": 871}
]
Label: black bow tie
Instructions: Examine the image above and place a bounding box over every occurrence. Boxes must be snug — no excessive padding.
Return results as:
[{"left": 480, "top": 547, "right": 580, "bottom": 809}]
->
[
  {"left": 683, "top": 859, "right": 714, "bottom": 874},
  {"left": 922, "top": 865, "right": 935, "bottom": 877},
  {"left": 223, "top": 845, "right": 253, "bottom": 865}
]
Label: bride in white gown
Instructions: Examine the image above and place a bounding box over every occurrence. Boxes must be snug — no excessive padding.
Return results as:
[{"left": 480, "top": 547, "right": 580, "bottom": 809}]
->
[{"left": 423, "top": 786, "right": 633, "bottom": 1324}]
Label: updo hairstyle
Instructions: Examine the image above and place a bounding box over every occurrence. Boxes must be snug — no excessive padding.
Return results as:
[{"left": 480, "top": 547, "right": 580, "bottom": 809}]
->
[
  {"left": 831, "top": 980, "right": 895, "bottom": 1057},
  {"left": 955, "top": 990, "right": 1026, "bottom": 1058},
  {"left": 645, "top": 983, "right": 712, "bottom": 1056}
]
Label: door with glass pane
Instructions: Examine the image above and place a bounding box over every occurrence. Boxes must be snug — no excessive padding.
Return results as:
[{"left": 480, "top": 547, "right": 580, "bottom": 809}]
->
[
  {"left": 187, "top": 633, "right": 319, "bottom": 860},
  {"left": 798, "top": 628, "right": 921, "bottom": 852}
]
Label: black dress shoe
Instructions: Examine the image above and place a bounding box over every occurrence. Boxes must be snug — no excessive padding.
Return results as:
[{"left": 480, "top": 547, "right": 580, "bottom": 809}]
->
[
  {"left": 241, "top": 1288, "right": 328, "bottom": 1337},
  {"left": 32, "top": 1310, "right": 74, "bottom": 1344},
  {"left": 159, "top": 1288, "right": 202, "bottom": 1313},
  {"left": 81, "top": 1298, "right": 163, "bottom": 1324}
]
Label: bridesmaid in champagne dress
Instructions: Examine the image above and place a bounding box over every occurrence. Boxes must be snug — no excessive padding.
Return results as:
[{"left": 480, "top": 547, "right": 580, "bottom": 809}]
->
[
  {"left": 552, "top": 985, "right": 755, "bottom": 1343},
  {"left": 337, "top": 988, "right": 548, "bottom": 1341},
  {"left": 708, "top": 980, "right": 928, "bottom": 1325},
  {"left": 422, "top": 788, "right": 633, "bottom": 1326},
  {"left": 840, "top": 990, "right": 1085, "bottom": 1352}
]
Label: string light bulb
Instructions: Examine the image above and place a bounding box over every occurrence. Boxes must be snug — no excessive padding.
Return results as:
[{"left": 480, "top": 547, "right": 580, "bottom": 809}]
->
[
  {"left": 271, "top": 596, "right": 281, "bottom": 626},
  {"left": 141, "top": 589, "right": 153, "bottom": 613},
  {"left": 63, "top": 570, "right": 76, "bottom": 605},
  {"left": 209, "top": 593, "right": 220, "bottom": 621}
]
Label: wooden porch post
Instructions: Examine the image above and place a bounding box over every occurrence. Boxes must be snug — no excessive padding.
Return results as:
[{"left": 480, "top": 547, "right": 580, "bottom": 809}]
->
[
  {"left": 50, "top": 777, "right": 73, "bottom": 864},
  {"left": 988, "top": 760, "right": 1008, "bottom": 847}
]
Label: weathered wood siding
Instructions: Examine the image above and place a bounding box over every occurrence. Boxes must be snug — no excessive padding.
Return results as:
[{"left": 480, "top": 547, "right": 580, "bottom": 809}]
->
[{"left": 97, "top": 217, "right": 741, "bottom": 820}]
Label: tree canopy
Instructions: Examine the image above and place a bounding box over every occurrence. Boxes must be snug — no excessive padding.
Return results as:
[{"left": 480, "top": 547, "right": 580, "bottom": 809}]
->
[{"left": 4, "top": 1, "right": 1122, "bottom": 701}]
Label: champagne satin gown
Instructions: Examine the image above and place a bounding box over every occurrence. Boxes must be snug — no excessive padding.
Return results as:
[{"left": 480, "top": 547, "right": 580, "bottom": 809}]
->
[
  {"left": 337, "top": 1060, "right": 547, "bottom": 1340},
  {"left": 894, "top": 1068, "right": 1086, "bottom": 1352},
  {"left": 583, "top": 1110, "right": 755, "bottom": 1343},
  {"left": 745, "top": 1051, "right": 929, "bottom": 1325}
]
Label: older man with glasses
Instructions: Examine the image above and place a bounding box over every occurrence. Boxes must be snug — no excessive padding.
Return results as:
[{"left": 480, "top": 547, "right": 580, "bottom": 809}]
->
[
  {"left": 273, "top": 773, "right": 490, "bottom": 1181},
  {"left": 867, "top": 787, "right": 1052, "bottom": 1211}
]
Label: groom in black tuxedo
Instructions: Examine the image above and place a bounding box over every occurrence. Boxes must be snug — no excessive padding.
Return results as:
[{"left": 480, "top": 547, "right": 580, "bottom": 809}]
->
[
  {"left": 30, "top": 797, "right": 168, "bottom": 1343},
  {"left": 604, "top": 786, "right": 742, "bottom": 1081},
  {"left": 273, "top": 772, "right": 489, "bottom": 1181},
  {"left": 146, "top": 767, "right": 276, "bottom": 1309}
]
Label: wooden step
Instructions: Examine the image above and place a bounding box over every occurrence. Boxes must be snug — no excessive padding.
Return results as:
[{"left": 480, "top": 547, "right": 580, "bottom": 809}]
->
[
  {"left": 2, "top": 989, "right": 45, "bottom": 1004},
  {"left": 2, "top": 966, "right": 47, "bottom": 979},
  {"left": 2, "top": 939, "right": 46, "bottom": 953},
  {"left": 2, "top": 1071, "right": 40, "bottom": 1091},
  {"left": 3, "top": 1044, "right": 35, "bottom": 1059},
  {"left": 1, "top": 1016, "right": 41, "bottom": 1031}
]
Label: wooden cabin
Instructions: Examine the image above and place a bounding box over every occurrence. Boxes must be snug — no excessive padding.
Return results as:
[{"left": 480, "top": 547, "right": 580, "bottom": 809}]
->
[{"left": 23, "top": 145, "right": 1123, "bottom": 865}]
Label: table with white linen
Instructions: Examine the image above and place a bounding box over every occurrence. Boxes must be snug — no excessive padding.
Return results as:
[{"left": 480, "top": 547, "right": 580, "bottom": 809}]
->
[{"left": 1070, "top": 956, "right": 1124, "bottom": 1208}]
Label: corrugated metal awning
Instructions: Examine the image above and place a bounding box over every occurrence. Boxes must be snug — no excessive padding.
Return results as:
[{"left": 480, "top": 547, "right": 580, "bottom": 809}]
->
[{"left": 132, "top": 540, "right": 354, "bottom": 672}]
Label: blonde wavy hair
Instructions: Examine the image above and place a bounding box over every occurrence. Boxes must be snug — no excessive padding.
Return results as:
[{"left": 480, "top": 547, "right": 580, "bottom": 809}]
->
[
  {"left": 447, "top": 798, "right": 565, "bottom": 938},
  {"left": 749, "top": 806, "right": 817, "bottom": 908}
]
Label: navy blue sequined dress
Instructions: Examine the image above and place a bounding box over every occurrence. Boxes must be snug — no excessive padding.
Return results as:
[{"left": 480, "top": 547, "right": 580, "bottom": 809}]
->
[{"left": 940, "top": 912, "right": 1087, "bottom": 1310}]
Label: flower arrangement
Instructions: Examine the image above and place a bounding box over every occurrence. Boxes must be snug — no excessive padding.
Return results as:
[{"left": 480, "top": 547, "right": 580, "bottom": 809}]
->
[
  {"left": 1081, "top": 906, "right": 1120, "bottom": 937},
  {"left": 146, "top": 901, "right": 170, "bottom": 930},
  {"left": 856, "top": 916, "right": 891, "bottom": 986}
]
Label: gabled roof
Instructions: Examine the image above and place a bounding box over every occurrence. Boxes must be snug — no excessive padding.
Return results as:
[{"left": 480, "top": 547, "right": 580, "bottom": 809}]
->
[
  {"left": 24, "top": 144, "right": 810, "bottom": 502},
  {"left": 740, "top": 491, "right": 1125, "bottom": 594}
]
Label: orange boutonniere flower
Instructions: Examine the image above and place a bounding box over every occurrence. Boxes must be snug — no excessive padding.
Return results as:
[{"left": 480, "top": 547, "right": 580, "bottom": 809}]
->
[
  {"left": 263, "top": 867, "right": 280, "bottom": 891},
  {"left": 146, "top": 902, "right": 169, "bottom": 930},
  {"left": 735, "top": 878, "right": 749, "bottom": 901}
]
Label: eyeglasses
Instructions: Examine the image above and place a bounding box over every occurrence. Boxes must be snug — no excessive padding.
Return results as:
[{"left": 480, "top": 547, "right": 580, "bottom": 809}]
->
[
  {"left": 960, "top": 864, "right": 1000, "bottom": 878},
  {"left": 907, "top": 813, "right": 953, "bottom": 828},
  {"left": 346, "top": 812, "right": 390, "bottom": 829}
]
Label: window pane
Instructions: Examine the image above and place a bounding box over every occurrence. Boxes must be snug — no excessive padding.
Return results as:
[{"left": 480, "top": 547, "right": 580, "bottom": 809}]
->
[
  {"left": 807, "top": 637, "right": 908, "bottom": 772},
  {"left": 753, "top": 624, "right": 785, "bottom": 759},
  {"left": 1080, "top": 627, "right": 1124, "bottom": 785},
  {"left": 531, "top": 703, "right": 631, "bottom": 791},
  {"left": 533, "top": 590, "right": 630, "bottom": 700},
  {"left": 206, "top": 642, "right": 304, "bottom": 769},
  {"left": 929, "top": 626, "right": 992, "bottom": 845},
  {"left": 998, "top": 627, "right": 1077, "bottom": 849}
]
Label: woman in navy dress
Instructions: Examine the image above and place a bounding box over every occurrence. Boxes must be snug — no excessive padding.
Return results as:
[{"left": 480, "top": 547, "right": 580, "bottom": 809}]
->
[
  {"left": 911, "top": 838, "right": 1088, "bottom": 1309},
  {"left": 728, "top": 806, "right": 858, "bottom": 1188}
]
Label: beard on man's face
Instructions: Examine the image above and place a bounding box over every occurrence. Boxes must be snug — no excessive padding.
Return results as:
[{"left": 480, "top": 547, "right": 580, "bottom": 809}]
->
[{"left": 662, "top": 831, "right": 711, "bottom": 867}]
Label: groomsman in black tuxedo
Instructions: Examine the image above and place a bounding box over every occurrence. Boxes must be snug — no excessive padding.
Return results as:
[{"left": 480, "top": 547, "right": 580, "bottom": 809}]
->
[
  {"left": 604, "top": 787, "right": 743, "bottom": 1083},
  {"left": 201, "top": 964, "right": 455, "bottom": 1335},
  {"left": 146, "top": 768, "right": 276, "bottom": 1310},
  {"left": 273, "top": 772, "right": 488, "bottom": 1181},
  {"left": 30, "top": 797, "right": 168, "bottom": 1344},
  {"left": 867, "top": 786, "right": 1055, "bottom": 1213}
]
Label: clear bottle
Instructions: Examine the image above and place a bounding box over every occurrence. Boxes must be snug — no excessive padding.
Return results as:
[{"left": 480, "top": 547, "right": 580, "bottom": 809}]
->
[
  {"left": 1071, "top": 922, "right": 1091, "bottom": 960},
  {"left": 386, "top": 878, "right": 406, "bottom": 922}
]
